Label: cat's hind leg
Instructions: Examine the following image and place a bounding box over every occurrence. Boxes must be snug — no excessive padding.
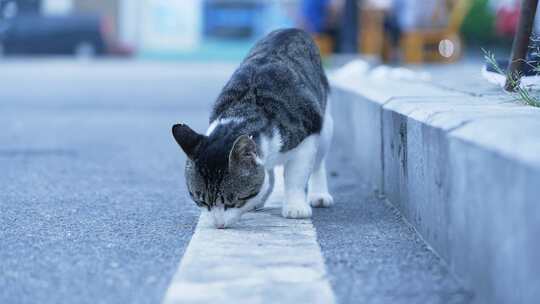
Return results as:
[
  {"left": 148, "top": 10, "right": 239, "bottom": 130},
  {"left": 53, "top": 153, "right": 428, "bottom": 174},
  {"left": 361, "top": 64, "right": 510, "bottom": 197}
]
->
[
  {"left": 309, "top": 105, "right": 334, "bottom": 208},
  {"left": 254, "top": 169, "right": 275, "bottom": 210},
  {"left": 309, "top": 159, "right": 334, "bottom": 207}
]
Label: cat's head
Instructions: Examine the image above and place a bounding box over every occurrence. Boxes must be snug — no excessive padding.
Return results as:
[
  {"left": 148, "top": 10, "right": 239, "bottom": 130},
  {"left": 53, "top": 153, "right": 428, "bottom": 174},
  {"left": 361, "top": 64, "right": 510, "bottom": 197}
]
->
[{"left": 172, "top": 123, "right": 265, "bottom": 228}]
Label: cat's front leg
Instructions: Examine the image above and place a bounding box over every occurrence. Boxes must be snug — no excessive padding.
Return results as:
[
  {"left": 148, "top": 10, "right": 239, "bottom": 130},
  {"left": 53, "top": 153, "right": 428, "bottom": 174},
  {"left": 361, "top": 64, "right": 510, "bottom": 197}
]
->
[
  {"left": 251, "top": 169, "right": 275, "bottom": 211},
  {"left": 282, "top": 137, "right": 318, "bottom": 219}
]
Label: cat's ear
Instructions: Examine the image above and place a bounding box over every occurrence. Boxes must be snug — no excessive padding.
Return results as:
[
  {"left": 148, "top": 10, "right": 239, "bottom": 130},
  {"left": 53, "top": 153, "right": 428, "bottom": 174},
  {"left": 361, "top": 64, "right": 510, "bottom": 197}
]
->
[
  {"left": 229, "top": 135, "right": 258, "bottom": 175},
  {"left": 172, "top": 123, "right": 205, "bottom": 159}
]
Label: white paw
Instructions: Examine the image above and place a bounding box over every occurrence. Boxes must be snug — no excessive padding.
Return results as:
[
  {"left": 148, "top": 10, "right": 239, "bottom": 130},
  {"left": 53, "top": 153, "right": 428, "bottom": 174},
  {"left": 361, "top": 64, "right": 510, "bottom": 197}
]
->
[
  {"left": 309, "top": 193, "right": 334, "bottom": 208},
  {"left": 282, "top": 202, "right": 312, "bottom": 219}
]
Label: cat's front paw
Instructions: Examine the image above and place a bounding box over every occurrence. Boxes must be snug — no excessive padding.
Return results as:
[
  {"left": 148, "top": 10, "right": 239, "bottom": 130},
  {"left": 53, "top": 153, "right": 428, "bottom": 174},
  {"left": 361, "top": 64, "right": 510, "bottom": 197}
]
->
[
  {"left": 309, "top": 193, "right": 334, "bottom": 208},
  {"left": 282, "top": 202, "right": 312, "bottom": 219}
]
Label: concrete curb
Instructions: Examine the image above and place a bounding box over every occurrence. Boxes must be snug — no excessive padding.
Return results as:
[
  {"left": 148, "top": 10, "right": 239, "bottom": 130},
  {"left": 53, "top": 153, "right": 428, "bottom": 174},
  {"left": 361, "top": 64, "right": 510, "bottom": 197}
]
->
[
  {"left": 162, "top": 167, "right": 335, "bottom": 304},
  {"left": 330, "top": 69, "right": 540, "bottom": 304}
]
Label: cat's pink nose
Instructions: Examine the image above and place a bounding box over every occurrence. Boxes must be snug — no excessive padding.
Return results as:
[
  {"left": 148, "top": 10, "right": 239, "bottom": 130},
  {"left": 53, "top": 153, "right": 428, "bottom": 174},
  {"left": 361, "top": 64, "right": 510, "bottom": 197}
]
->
[{"left": 216, "top": 223, "right": 226, "bottom": 229}]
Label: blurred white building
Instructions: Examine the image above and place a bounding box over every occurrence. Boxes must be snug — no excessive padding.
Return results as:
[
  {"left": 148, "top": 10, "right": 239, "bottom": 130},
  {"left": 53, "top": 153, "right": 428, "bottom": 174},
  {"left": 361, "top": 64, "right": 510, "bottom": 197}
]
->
[
  {"left": 39, "top": 0, "right": 203, "bottom": 53},
  {"left": 120, "top": 0, "right": 203, "bottom": 53},
  {"left": 42, "top": 0, "right": 72, "bottom": 15}
]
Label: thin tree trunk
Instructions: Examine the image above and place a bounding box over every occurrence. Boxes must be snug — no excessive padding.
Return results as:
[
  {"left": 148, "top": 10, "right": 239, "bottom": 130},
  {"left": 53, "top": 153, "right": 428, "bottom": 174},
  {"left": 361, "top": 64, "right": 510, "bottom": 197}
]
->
[{"left": 505, "top": 0, "right": 539, "bottom": 91}]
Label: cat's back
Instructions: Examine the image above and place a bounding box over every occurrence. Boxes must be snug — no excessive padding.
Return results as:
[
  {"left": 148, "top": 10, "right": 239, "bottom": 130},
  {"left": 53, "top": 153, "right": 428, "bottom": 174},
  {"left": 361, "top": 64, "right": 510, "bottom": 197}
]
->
[
  {"left": 212, "top": 29, "right": 329, "bottom": 151},
  {"left": 245, "top": 28, "right": 324, "bottom": 67},
  {"left": 242, "top": 28, "right": 328, "bottom": 97}
]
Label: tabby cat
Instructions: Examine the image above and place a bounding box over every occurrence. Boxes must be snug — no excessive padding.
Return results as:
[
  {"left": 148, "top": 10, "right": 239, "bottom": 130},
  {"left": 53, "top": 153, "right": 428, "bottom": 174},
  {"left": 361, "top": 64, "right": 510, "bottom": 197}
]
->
[{"left": 172, "top": 28, "right": 334, "bottom": 228}]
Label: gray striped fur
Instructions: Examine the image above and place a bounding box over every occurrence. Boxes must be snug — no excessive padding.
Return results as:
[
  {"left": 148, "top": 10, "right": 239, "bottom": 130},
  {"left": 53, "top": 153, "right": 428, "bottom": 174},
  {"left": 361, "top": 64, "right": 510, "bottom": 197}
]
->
[{"left": 173, "top": 28, "right": 329, "bottom": 216}]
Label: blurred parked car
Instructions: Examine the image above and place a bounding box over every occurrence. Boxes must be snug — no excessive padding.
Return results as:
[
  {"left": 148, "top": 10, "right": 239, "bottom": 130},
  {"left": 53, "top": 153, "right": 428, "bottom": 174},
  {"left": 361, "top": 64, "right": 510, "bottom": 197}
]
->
[{"left": 0, "top": 13, "right": 132, "bottom": 57}]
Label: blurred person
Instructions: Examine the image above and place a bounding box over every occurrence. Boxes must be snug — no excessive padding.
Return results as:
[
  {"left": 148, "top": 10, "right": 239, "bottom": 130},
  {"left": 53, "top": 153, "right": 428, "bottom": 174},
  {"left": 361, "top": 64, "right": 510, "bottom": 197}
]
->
[
  {"left": 492, "top": 0, "right": 520, "bottom": 37},
  {"left": 300, "top": 0, "right": 350, "bottom": 53},
  {"left": 397, "top": 0, "right": 448, "bottom": 30},
  {"left": 490, "top": 0, "right": 540, "bottom": 37},
  {"left": 334, "top": 0, "right": 360, "bottom": 53},
  {"left": 381, "top": 0, "right": 450, "bottom": 61},
  {"left": 384, "top": 0, "right": 449, "bottom": 39},
  {"left": 379, "top": 0, "right": 400, "bottom": 53},
  {"left": 301, "top": 0, "right": 332, "bottom": 34}
]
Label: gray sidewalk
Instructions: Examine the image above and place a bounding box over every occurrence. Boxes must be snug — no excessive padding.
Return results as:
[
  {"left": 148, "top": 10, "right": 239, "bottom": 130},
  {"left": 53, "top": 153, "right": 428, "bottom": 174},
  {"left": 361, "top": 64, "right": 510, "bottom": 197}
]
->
[{"left": 0, "top": 61, "right": 233, "bottom": 304}]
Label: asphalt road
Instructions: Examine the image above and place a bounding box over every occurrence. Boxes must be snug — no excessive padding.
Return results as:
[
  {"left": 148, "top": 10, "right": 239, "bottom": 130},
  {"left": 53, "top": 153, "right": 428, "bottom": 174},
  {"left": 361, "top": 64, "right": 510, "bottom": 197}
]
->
[
  {"left": 0, "top": 61, "right": 235, "bottom": 304},
  {"left": 0, "top": 60, "right": 470, "bottom": 304}
]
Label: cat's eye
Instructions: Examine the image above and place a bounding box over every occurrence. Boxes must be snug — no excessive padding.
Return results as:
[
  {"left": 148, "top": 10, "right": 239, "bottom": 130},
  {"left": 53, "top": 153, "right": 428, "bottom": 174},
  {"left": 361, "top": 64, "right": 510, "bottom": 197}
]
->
[
  {"left": 196, "top": 201, "right": 210, "bottom": 211},
  {"left": 238, "top": 192, "right": 258, "bottom": 201},
  {"left": 190, "top": 192, "right": 209, "bottom": 209}
]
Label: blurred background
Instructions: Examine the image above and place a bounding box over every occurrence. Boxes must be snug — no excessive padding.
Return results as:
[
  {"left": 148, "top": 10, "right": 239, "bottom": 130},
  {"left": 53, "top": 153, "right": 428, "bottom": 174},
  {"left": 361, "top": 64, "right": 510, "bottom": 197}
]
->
[{"left": 0, "top": 0, "right": 531, "bottom": 63}]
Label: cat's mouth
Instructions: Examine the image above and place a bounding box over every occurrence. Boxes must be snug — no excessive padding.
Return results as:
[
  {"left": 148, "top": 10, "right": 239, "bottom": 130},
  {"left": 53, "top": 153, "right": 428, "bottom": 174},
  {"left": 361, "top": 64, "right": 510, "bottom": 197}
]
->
[{"left": 209, "top": 205, "right": 243, "bottom": 229}]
